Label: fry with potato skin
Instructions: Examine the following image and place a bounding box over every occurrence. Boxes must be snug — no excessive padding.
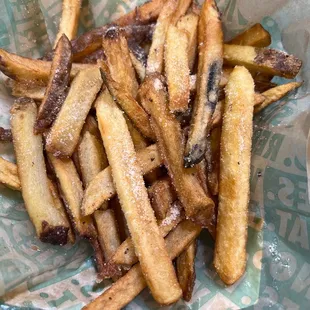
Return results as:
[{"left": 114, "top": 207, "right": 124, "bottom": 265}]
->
[
  {"left": 46, "top": 68, "right": 102, "bottom": 157},
  {"left": 140, "top": 75, "right": 215, "bottom": 227},
  {"left": 35, "top": 34, "right": 72, "bottom": 133},
  {"left": 184, "top": 0, "right": 223, "bottom": 167},
  {"left": 10, "top": 98, "right": 71, "bottom": 245},
  {"left": 214, "top": 66, "right": 255, "bottom": 285},
  {"left": 7, "top": 79, "right": 45, "bottom": 101},
  {"left": 96, "top": 88, "right": 182, "bottom": 305},
  {"left": 0, "top": 157, "right": 21, "bottom": 190}
]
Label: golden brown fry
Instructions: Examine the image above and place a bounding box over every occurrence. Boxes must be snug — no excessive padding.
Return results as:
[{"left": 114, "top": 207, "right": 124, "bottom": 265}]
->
[
  {"left": 0, "top": 127, "right": 12, "bottom": 142},
  {"left": 176, "top": 240, "right": 196, "bottom": 302},
  {"left": 8, "top": 79, "right": 45, "bottom": 100},
  {"left": 10, "top": 98, "right": 71, "bottom": 245},
  {"left": 0, "top": 157, "right": 21, "bottom": 190},
  {"left": 146, "top": 0, "right": 192, "bottom": 74},
  {"left": 46, "top": 68, "right": 102, "bottom": 157},
  {"left": 148, "top": 178, "right": 176, "bottom": 220},
  {"left": 165, "top": 24, "right": 190, "bottom": 114},
  {"left": 129, "top": 51, "right": 146, "bottom": 82},
  {"left": 223, "top": 45, "right": 302, "bottom": 79},
  {"left": 227, "top": 23, "right": 271, "bottom": 48},
  {"left": 184, "top": 0, "right": 223, "bottom": 166},
  {"left": 82, "top": 144, "right": 161, "bottom": 216},
  {"left": 96, "top": 88, "right": 181, "bottom": 305},
  {"left": 255, "top": 81, "right": 303, "bottom": 113},
  {"left": 125, "top": 117, "right": 148, "bottom": 151},
  {"left": 84, "top": 220, "right": 202, "bottom": 310},
  {"left": 54, "top": 0, "right": 81, "bottom": 46},
  {"left": 214, "top": 66, "right": 255, "bottom": 285},
  {"left": 140, "top": 75, "right": 215, "bottom": 227},
  {"left": 35, "top": 34, "right": 72, "bottom": 133},
  {"left": 196, "top": 159, "right": 209, "bottom": 195}
]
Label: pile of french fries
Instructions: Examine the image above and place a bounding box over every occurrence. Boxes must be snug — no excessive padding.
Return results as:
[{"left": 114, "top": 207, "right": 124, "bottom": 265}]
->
[{"left": 0, "top": 0, "right": 303, "bottom": 308}]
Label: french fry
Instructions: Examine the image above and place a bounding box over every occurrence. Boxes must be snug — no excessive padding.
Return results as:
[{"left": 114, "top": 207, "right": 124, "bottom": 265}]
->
[
  {"left": 84, "top": 220, "right": 202, "bottom": 310},
  {"left": 8, "top": 79, "right": 45, "bottom": 101},
  {"left": 140, "top": 75, "right": 215, "bottom": 227},
  {"left": 255, "top": 81, "right": 303, "bottom": 113},
  {"left": 176, "top": 240, "right": 196, "bottom": 302},
  {"left": 10, "top": 98, "right": 71, "bottom": 245},
  {"left": 196, "top": 159, "right": 209, "bottom": 195},
  {"left": 0, "top": 127, "right": 12, "bottom": 142},
  {"left": 129, "top": 51, "right": 146, "bottom": 82},
  {"left": 214, "top": 66, "right": 255, "bottom": 285},
  {"left": 165, "top": 24, "right": 190, "bottom": 114},
  {"left": 109, "top": 202, "right": 183, "bottom": 268},
  {"left": 82, "top": 144, "right": 161, "bottom": 216},
  {"left": 46, "top": 68, "right": 102, "bottom": 157},
  {"left": 125, "top": 117, "right": 148, "bottom": 151},
  {"left": 227, "top": 23, "right": 271, "bottom": 47},
  {"left": 96, "top": 88, "right": 182, "bottom": 305},
  {"left": 146, "top": 0, "right": 192, "bottom": 75},
  {"left": 0, "top": 157, "right": 21, "bottom": 190},
  {"left": 254, "top": 80, "right": 277, "bottom": 93},
  {"left": 35, "top": 34, "right": 72, "bottom": 133},
  {"left": 184, "top": 0, "right": 223, "bottom": 166},
  {"left": 223, "top": 45, "right": 302, "bottom": 79},
  {"left": 54, "top": 0, "right": 82, "bottom": 46},
  {"left": 128, "top": 41, "right": 148, "bottom": 67},
  {"left": 82, "top": 115, "right": 102, "bottom": 141},
  {"left": 148, "top": 178, "right": 176, "bottom": 220}
]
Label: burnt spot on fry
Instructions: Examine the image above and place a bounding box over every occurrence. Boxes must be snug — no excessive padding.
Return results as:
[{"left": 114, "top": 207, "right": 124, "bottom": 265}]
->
[
  {"left": 40, "top": 221, "right": 69, "bottom": 245},
  {"left": 0, "top": 127, "right": 12, "bottom": 142},
  {"left": 206, "top": 61, "right": 222, "bottom": 111},
  {"left": 184, "top": 144, "right": 205, "bottom": 168},
  {"left": 105, "top": 26, "right": 120, "bottom": 40}
]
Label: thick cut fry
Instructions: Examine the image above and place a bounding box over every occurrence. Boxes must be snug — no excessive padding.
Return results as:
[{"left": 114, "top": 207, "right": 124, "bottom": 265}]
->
[
  {"left": 140, "top": 75, "right": 215, "bottom": 227},
  {"left": 54, "top": 0, "right": 81, "bottom": 46},
  {"left": 227, "top": 23, "right": 271, "bottom": 48},
  {"left": 184, "top": 0, "right": 223, "bottom": 166},
  {"left": 223, "top": 45, "right": 302, "bottom": 79},
  {"left": 255, "top": 81, "right": 303, "bottom": 113},
  {"left": 0, "top": 127, "right": 12, "bottom": 142},
  {"left": 125, "top": 117, "right": 148, "bottom": 151},
  {"left": 83, "top": 220, "right": 202, "bottom": 310},
  {"left": 8, "top": 80, "right": 45, "bottom": 100},
  {"left": 46, "top": 68, "right": 102, "bottom": 157},
  {"left": 0, "top": 157, "right": 21, "bottom": 190},
  {"left": 0, "top": 48, "right": 94, "bottom": 84},
  {"left": 176, "top": 240, "right": 196, "bottom": 301},
  {"left": 96, "top": 88, "right": 181, "bottom": 305},
  {"left": 82, "top": 144, "right": 161, "bottom": 216},
  {"left": 35, "top": 34, "right": 72, "bottom": 133},
  {"left": 214, "top": 66, "right": 255, "bottom": 285},
  {"left": 146, "top": 0, "right": 192, "bottom": 74},
  {"left": 78, "top": 131, "right": 107, "bottom": 187},
  {"left": 165, "top": 25, "right": 190, "bottom": 114},
  {"left": 10, "top": 98, "right": 71, "bottom": 245},
  {"left": 109, "top": 202, "right": 183, "bottom": 268},
  {"left": 177, "top": 12, "right": 199, "bottom": 71},
  {"left": 148, "top": 179, "right": 176, "bottom": 220}
]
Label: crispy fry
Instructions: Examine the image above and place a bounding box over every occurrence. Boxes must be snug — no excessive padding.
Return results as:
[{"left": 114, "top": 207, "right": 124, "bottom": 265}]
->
[
  {"left": 227, "top": 23, "right": 271, "bottom": 47},
  {"left": 0, "top": 127, "right": 12, "bottom": 142},
  {"left": 0, "top": 157, "right": 21, "bottom": 190},
  {"left": 46, "top": 68, "right": 102, "bottom": 157},
  {"left": 184, "top": 0, "right": 223, "bottom": 166},
  {"left": 8, "top": 79, "right": 45, "bottom": 100},
  {"left": 84, "top": 220, "right": 202, "bottom": 310},
  {"left": 96, "top": 88, "right": 181, "bottom": 305},
  {"left": 10, "top": 98, "right": 71, "bottom": 245},
  {"left": 129, "top": 51, "right": 146, "bottom": 82},
  {"left": 165, "top": 24, "right": 190, "bottom": 114},
  {"left": 125, "top": 117, "right": 148, "bottom": 151},
  {"left": 35, "top": 34, "right": 72, "bottom": 133},
  {"left": 146, "top": 0, "right": 192, "bottom": 74},
  {"left": 82, "top": 144, "right": 161, "bottom": 216},
  {"left": 54, "top": 0, "right": 81, "bottom": 46},
  {"left": 140, "top": 75, "right": 215, "bottom": 227},
  {"left": 223, "top": 45, "right": 302, "bottom": 79},
  {"left": 148, "top": 178, "right": 176, "bottom": 220},
  {"left": 255, "top": 81, "right": 303, "bottom": 113},
  {"left": 196, "top": 159, "right": 209, "bottom": 195},
  {"left": 214, "top": 66, "right": 255, "bottom": 285},
  {"left": 176, "top": 240, "right": 196, "bottom": 301}
]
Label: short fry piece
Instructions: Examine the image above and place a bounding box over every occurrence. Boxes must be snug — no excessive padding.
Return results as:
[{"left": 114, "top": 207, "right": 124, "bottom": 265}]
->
[
  {"left": 184, "top": 0, "right": 223, "bottom": 166},
  {"left": 96, "top": 88, "right": 181, "bottom": 305},
  {"left": 10, "top": 98, "right": 71, "bottom": 245},
  {"left": 165, "top": 25, "right": 190, "bottom": 114},
  {"left": 83, "top": 220, "right": 202, "bottom": 310},
  {"left": 214, "top": 66, "right": 255, "bottom": 285},
  {"left": 46, "top": 68, "right": 102, "bottom": 157},
  {"left": 8, "top": 80, "right": 45, "bottom": 100},
  {"left": 255, "top": 81, "right": 303, "bottom": 113},
  {"left": 176, "top": 240, "right": 196, "bottom": 302},
  {"left": 223, "top": 45, "right": 302, "bottom": 79},
  {"left": 54, "top": 0, "right": 82, "bottom": 46},
  {"left": 227, "top": 23, "right": 271, "bottom": 47},
  {"left": 0, "top": 127, "right": 12, "bottom": 142},
  {"left": 35, "top": 34, "right": 72, "bottom": 133},
  {"left": 0, "top": 157, "right": 21, "bottom": 190},
  {"left": 82, "top": 144, "right": 161, "bottom": 216}
]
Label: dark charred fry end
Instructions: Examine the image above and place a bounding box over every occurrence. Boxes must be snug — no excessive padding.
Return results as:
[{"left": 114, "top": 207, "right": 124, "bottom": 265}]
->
[
  {"left": 184, "top": 143, "right": 205, "bottom": 168},
  {"left": 98, "top": 261, "right": 124, "bottom": 280},
  {"left": 128, "top": 40, "right": 148, "bottom": 66},
  {"left": 40, "top": 221, "right": 69, "bottom": 245},
  {"left": 0, "top": 127, "right": 12, "bottom": 142},
  {"left": 104, "top": 26, "right": 120, "bottom": 40},
  {"left": 206, "top": 60, "right": 223, "bottom": 111}
]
